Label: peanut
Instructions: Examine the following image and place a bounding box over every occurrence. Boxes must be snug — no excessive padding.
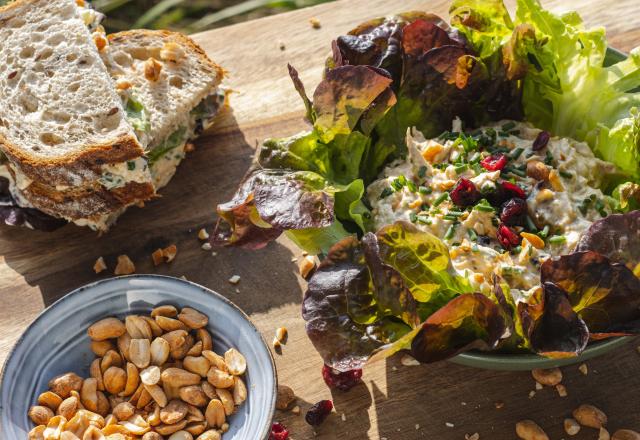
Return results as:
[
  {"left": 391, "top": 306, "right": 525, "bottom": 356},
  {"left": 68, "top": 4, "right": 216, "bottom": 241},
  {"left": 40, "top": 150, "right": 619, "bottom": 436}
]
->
[
  {"left": 145, "top": 384, "right": 168, "bottom": 408},
  {"left": 112, "top": 402, "right": 135, "bottom": 421},
  {"left": 150, "top": 337, "right": 171, "bottom": 366},
  {"left": 201, "top": 351, "right": 226, "bottom": 371},
  {"left": 151, "top": 305, "right": 178, "bottom": 318},
  {"left": 57, "top": 396, "right": 79, "bottom": 420},
  {"left": 120, "top": 362, "right": 139, "bottom": 397},
  {"left": 275, "top": 384, "right": 295, "bottom": 410},
  {"left": 564, "top": 418, "right": 581, "bottom": 436},
  {"left": 140, "top": 366, "right": 161, "bottom": 386},
  {"left": 126, "top": 315, "right": 153, "bottom": 340},
  {"left": 130, "top": 339, "right": 151, "bottom": 369},
  {"left": 232, "top": 376, "right": 247, "bottom": 406},
  {"left": 90, "top": 340, "right": 115, "bottom": 357},
  {"left": 613, "top": 430, "right": 640, "bottom": 440},
  {"left": 216, "top": 388, "right": 234, "bottom": 416},
  {"left": 37, "top": 391, "right": 63, "bottom": 411},
  {"left": 160, "top": 42, "right": 185, "bottom": 63},
  {"left": 531, "top": 368, "right": 562, "bottom": 386},
  {"left": 207, "top": 367, "right": 234, "bottom": 389},
  {"left": 186, "top": 341, "right": 203, "bottom": 357},
  {"left": 101, "top": 350, "right": 123, "bottom": 372},
  {"left": 183, "top": 356, "right": 210, "bottom": 378},
  {"left": 161, "top": 399, "right": 189, "bottom": 425},
  {"left": 573, "top": 404, "right": 607, "bottom": 429},
  {"left": 516, "top": 420, "right": 549, "bottom": 440},
  {"left": 49, "top": 372, "right": 83, "bottom": 398},
  {"left": 185, "top": 421, "right": 207, "bottom": 436},
  {"left": 179, "top": 385, "right": 208, "bottom": 407},
  {"left": 103, "top": 366, "right": 127, "bottom": 395},
  {"left": 28, "top": 405, "right": 53, "bottom": 425},
  {"left": 80, "top": 378, "right": 99, "bottom": 412},
  {"left": 196, "top": 431, "right": 221, "bottom": 440},
  {"left": 178, "top": 308, "right": 208, "bottom": 329},
  {"left": 224, "top": 348, "right": 246, "bottom": 375},
  {"left": 526, "top": 160, "right": 549, "bottom": 181},
  {"left": 196, "top": 329, "right": 213, "bottom": 351},
  {"left": 161, "top": 368, "right": 201, "bottom": 388},
  {"left": 155, "top": 420, "right": 188, "bottom": 436},
  {"left": 156, "top": 316, "right": 188, "bottom": 332},
  {"left": 169, "top": 431, "right": 193, "bottom": 440},
  {"left": 205, "top": 399, "right": 225, "bottom": 428}
]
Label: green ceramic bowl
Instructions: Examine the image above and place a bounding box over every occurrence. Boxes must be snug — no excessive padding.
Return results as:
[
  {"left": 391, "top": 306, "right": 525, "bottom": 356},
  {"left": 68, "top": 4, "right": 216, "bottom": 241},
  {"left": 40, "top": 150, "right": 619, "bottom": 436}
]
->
[{"left": 449, "top": 47, "right": 635, "bottom": 371}]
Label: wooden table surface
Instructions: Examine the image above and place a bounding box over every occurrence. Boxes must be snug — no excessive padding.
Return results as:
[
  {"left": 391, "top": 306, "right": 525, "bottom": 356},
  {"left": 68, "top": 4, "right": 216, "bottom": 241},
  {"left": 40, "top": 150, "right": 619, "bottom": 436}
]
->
[{"left": 2, "top": 0, "right": 640, "bottom": 438}]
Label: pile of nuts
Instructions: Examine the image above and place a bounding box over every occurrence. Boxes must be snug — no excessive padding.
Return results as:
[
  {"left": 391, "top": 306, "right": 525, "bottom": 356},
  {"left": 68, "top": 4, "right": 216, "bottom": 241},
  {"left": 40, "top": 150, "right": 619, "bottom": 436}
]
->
[{"left": 27, "top": 305, "right": 248, "bottom": 440}]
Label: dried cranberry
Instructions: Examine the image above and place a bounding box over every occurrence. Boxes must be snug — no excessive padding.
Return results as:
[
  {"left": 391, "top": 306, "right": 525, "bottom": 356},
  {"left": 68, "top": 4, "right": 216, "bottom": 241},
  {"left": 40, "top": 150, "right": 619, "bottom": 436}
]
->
[
  {"left": 500, "top": 198, "right": 527, "bottom": 226},
  {"left": 270, "top": 422, "right": 289, "bottom": 440},
  {"left": 501, "top": 181, "right": 526, "bottom": 199},
  {"left": 532, "top": 131, "right": 550, "bottom": 151},
  {"left": 449, "top": 178, "right": 480, "bottom": 207},
  {"left": 497, "top": 224, "right": 521, "bottom": 249},
  {"left": 305, "top": 400, "right": 333, "bottom": 426},
  {"left": 480, "top": 153, "right": 508, "bottom": 171},
  {"left": 322, "top": 365, "right": 363, "bottom": 391}
]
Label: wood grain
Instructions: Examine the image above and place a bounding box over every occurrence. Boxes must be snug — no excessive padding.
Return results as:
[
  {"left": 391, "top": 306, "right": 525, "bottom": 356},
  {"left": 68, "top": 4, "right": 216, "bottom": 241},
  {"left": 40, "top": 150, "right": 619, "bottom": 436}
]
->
[{"left": 1, "top": 0, "right": 639, "bottom": 438}]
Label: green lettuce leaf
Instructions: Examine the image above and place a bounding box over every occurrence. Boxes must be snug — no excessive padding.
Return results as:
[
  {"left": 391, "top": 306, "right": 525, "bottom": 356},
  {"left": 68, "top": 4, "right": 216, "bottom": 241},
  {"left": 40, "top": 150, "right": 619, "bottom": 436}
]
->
[
  {"left": 511, "top": 0, "right": 640, "bottom": 178},
  {"left": 302, "top": 221, "right": 496, "bottom": 370}
]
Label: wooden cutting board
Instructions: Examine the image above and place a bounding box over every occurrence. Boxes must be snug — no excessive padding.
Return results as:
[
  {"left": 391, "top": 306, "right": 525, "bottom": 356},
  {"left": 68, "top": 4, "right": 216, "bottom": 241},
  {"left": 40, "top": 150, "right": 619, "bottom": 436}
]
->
[{"left": 1, "top": 0, "right": 639, "bottom": 438}]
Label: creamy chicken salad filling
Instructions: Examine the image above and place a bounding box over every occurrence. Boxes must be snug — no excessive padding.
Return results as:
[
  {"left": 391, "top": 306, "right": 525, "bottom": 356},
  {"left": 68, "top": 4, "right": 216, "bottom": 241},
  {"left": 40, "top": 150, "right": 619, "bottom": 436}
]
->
[{"left": 367, "top": 120, "right": 618, "bottom": 302}]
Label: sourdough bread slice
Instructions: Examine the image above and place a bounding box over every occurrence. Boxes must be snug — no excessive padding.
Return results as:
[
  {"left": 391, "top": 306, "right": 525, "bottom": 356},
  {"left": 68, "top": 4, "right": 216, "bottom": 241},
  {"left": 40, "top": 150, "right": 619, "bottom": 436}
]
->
[
  {"left": 0, "top": 0, "right": 152, "bottom": 190},
  {"left": 103, "top": 30, "right": 225, "bottom": 188}
]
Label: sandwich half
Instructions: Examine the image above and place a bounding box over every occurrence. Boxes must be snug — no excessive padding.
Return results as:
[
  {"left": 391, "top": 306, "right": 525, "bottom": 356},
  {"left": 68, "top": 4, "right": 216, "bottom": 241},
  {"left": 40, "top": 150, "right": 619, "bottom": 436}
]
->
[
  {"left": 0, "top": 0, "right": 155, "bottom": 230},
  {"left": 0, "top": 0, "right": 226, "bottom": 232}
]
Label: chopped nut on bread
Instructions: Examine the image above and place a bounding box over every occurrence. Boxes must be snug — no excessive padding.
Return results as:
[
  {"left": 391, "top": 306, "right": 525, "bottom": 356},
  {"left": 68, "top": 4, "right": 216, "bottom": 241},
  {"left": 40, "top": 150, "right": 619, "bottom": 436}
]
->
[
  {"left": 144, "top": 57, "right": 163, "bottom": 82},
  {"left": 160, "top": 42, "right": 185, "bottom": 63}
]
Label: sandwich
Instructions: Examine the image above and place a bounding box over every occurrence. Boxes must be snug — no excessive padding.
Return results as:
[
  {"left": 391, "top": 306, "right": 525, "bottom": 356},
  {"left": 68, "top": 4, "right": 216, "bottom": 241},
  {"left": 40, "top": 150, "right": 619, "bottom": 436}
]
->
[{"left": 0, "top": 0, "right": 225, "bottom": 232}]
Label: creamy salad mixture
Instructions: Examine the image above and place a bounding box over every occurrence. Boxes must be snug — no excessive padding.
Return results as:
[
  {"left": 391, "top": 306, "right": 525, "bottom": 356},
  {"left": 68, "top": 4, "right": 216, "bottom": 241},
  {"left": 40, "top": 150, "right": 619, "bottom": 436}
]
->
[{"left": 368, "top": 120, "right": 618, "bottom": 301}]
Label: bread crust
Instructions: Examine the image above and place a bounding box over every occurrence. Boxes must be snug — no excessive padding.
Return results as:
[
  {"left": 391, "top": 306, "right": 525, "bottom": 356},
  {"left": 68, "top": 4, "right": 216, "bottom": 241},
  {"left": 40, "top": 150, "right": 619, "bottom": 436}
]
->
[
  {"left": 0, "top": 0, "right": 147, "bottom": 187},
  {"left": 19, "top": 179, "right": 155, "bottom": 219},
  {"left": 107, "top": 29, "right": 225, "bottom": 87}
]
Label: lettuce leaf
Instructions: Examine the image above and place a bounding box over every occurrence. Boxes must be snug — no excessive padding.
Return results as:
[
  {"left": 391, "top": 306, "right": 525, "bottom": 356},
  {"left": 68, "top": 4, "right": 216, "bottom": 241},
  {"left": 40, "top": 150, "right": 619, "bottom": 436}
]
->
[{"left": 302, "top": 222, "right": 503, "bottom": 370}]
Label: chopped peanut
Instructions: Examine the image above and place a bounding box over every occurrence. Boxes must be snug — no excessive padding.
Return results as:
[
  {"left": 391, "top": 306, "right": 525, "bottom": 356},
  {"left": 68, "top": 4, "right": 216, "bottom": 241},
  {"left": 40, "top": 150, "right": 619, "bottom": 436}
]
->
[
  {"left": 93, "top": 257, "right": 107, "bottom": 274},
  {"left": 162, "top": 245, "right": 177, "bottom": 263},
  {"left": 198, "top": 228, "right": 210, "bottom": 240},
  {"left": 151, "top": 249, "right": 164, "bottom": 266},
  {"left": 299, "top": 255, "right": 316, "bottom": 279},
  {"left": 421, "top": 142, "right": 444, "bottom": 163},
  {"left": 535, "top": 188, "right": 554, "bottom": 203},
  {"left": 408, "top": 199, "right": 422, "bottom": 210},
  {"left": 521, "top": 232, "right": 545, "bottom": 249},
  {"left": 549, "top": 170, "right": 564, "bottom": 192},
  {"left": 92, "top": 33, "right": 107, "bottom": 52},
  {"left": 160, "top": 42, "right": 185, "bottom": 63},
  {"left": 309, "top": 17, "right": 321, "bottom": 29},
  {"left": 116, "top": 80, "right": 132, "bottom": 91},
  {"left": 114, "top": 255, "right": 135, "bottom": 275},
  {"left": 144, "top": 57, "right": 162, "bottom": 82}
]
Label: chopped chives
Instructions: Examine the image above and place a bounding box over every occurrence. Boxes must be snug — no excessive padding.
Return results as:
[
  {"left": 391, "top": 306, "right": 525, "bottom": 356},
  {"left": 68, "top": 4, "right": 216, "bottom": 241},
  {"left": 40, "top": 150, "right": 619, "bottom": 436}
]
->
[
  {"left": 525, "top": 216, "right": 537, "bottom": 232},
  {"left": 510, "top": 147, "right": 524, "bottom": 160},
  {"left": 407, "top": 180, "right": 417, "bottom": 192},
  {"left": 501, "top": 121, "right": 516, "bottom": 131},
  {"left": 455, "top": 164, "right": 468, "bottom": 174},
  {"left": 419, "top": 186, "right": 432, "bottom": 195},
  {"left": 467, "top": 228, "right": 478, "bottom": 241},
  {"left": 505, "top": 167, "right": 526, "bottom": 177},
  {"left": 397, "top": 174, "right": 407, "bottom": 185},
  {"left": 417, "top": 215, "right": 432, "bottom": 225},
  {"left": 498, "top": 131, "right": 510, "bottom": 137},
  {"left": 512, "top": 245, "right": 522, "bottom": 254},
  {"left": 558, "top": 170, "right": 573, "bottom": 178},
  {"left": 409, "top": 212, "right": 418, "bottom": 223},
  {"left": 472, "top": 243, "right": 479, "bottom": 252},
  {"left": 418, "top": 166, "right": 427, "bottom": 178},
  {"left": 379, "top": 187, "right": 393, "bottom": 199},
  {"left": 475, "top": 203, "right": 495, "bottom": 213},
  {"left": 127, "top": 161, "right": 136, "bottom": 171},
  {"left": 549, "top": 235, "right": 566, "bottom": 244},
  {"left": 544, "top": 150, "right": 554, "bottom": 165},
  {"left": 433, "top": 192, "right": 449, "bottom": 207},
  {"left": 443, "top": 214, "right": 459, "bottom": 221},
  {"left": 447, "top": 210, "right": 464, "bottom": 217},
  {"left": 444, "top": 224, "right": 457, "bottom": 240},
  {"left": 538, "top": 225, "right": 550, "bottom": 238},
  {"left": 391, "top": 179, "right": 403, "bottom": 190}
]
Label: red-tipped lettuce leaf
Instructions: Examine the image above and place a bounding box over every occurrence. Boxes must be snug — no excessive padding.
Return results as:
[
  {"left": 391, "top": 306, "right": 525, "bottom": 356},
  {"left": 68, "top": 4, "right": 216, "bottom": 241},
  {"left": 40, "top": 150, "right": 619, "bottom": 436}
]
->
[
  {"left": 541, "top": 251, "right": 640, "bottom": 333},
  {"left": 518, "top": 283, "right": 589, "bottom": 358},
  {"left": 410, "top": 293, "right": 507, "bottom": 363},
  {"left": 576, "top": 211, "right": 640, "bottom": 270},
  {"left": 0, "top": 176, "right": 66, "bottom": 232}
]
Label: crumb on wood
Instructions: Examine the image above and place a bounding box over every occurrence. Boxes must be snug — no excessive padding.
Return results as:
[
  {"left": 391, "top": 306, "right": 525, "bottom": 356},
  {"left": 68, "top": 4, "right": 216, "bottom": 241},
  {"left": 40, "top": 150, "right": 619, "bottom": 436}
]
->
[
  {"left": 309, "top": 17, "right": 321, "bottom": 29},
  {"left": 115, "top": 255, "right": 135, "bottom": 275},
  {"left": 93, "top": 256, "right": 107, "bottom": 274}
]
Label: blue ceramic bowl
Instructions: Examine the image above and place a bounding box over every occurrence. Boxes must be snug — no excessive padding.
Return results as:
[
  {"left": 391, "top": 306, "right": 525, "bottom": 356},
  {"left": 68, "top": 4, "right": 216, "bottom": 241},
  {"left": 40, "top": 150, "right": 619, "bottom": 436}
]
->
[{"left": 0, "top": 275, "right": 277, "bottom": 439}]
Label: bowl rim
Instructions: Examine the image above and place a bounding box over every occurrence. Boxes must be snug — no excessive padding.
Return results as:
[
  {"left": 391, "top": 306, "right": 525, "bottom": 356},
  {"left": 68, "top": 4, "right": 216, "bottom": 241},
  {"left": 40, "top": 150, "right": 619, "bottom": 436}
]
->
[{"left": 0, "top": 274, "right": 277, "bottom": 440}]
